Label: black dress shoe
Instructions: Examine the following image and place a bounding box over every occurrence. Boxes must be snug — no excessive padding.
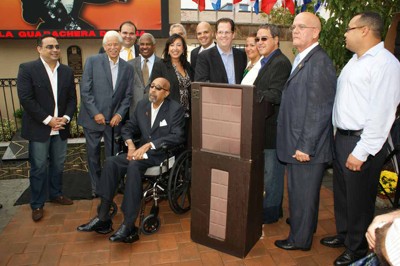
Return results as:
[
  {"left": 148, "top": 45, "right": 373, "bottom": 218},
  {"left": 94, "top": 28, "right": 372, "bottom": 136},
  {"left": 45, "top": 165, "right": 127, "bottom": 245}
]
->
[
  {"left": 109, "top": 224, "right": 139, "bottom": 243},
  {"left": 77, "top": 217, "right": 113, "bottom": 234},
  {"left": 320, "top": 235, "right": 345, "bottom": 248},
  {"left": 274, "top": 239, "right": 310, "bottom": 251},
  {"left": 334, "top": 249, "right": 364, "bottom": 265}
]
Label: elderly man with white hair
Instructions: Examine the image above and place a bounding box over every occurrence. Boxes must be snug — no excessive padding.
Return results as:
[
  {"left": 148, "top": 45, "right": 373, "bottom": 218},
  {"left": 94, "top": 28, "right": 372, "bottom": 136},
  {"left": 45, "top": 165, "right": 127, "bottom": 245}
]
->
[{"left": 78, "top": 30, "right": 133, "bottom": 198}]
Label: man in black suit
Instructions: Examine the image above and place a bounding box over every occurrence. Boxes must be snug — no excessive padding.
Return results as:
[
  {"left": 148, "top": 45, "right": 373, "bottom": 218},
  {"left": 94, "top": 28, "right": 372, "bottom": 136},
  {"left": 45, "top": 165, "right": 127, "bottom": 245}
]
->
[
  {"left": 253, "top": 24, "right": 291, "bottom": 224},
  {"left": 194, "top": 18, "right": 247, "bottom": 84},
  {"left": 275, "top": 12, "right": 337, "bottom": 250},
  {"left": 17, "top": 35, "right": 77, "bottom": 221},
  {"left": 77, "top": 77, "right": 186, "bottom": 243},
  {"left": 190, "top": 21, "right": 215, "bottom": 70}
]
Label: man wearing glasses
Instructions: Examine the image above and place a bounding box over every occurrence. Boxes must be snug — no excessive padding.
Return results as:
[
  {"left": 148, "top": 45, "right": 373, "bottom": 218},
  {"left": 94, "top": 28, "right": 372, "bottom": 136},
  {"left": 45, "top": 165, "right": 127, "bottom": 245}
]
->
[
  {"left": 322, "top": 12, "right": 400, "bottom": 265},
  {"left": 77, "top": 77, "right": 186, "bottom": 243},
  {"left": 275, "top": 12, "right": 337, "bottom": 251},
  {"left": 194, "top": 17, "right": 246, "bottom": 84},
  {"left": 17, "top": 35, "right": 77, "bottom": 221}
]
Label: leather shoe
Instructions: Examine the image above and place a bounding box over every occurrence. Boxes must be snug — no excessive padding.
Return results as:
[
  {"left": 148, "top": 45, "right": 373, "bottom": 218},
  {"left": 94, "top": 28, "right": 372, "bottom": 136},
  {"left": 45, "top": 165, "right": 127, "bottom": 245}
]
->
[
  {"left": 334, "top": 249, "right": 364, "bottom": 265},
  {"left": 109, "top": 224, "right": 139, "bottom": 243},
  {"left": 50, "top": 195, "right": 73, "bottom": 205},
  {"left": 274, "top": 239, "right": 310, "bottom": 251},
  {"left": 32, "top": 208, "right": 43, "bottom": 222},
  {"left": 320, "top": 235, "right": 345, "bottom": 248},
  {"left": 77, "top": 217, "right": 113, "bottom": 234}
]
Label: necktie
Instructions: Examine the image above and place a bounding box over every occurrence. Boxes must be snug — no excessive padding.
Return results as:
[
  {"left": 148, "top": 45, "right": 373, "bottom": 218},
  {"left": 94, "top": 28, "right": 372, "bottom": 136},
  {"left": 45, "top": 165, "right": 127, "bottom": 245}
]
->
[
  {"left": 142, "top": 59, "right": 149, "bottom": 85},
  {"left": 291, "top": 54, "right": 301, "bottom": 73},
  {"left": 126, "top": 48, "right": 133, "bottom": 60}
]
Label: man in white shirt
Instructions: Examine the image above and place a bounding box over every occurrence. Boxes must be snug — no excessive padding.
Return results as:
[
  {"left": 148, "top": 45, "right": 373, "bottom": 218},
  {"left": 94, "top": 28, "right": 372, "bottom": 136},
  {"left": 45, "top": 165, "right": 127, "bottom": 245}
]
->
[
  {"left": 17, "top": 35, "right": 77, "bottom": 221},
  {"left": 321, "top": 12, "right": 400, "bottom": 266}
]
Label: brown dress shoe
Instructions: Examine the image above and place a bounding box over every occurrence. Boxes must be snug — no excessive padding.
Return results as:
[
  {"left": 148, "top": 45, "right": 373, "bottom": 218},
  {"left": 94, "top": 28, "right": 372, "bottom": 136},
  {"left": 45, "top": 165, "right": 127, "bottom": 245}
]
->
[
  {"left": 32, "top": 208, "right": 43, "bottom": 221},
  {"left": 51, "top": 195, "right": 73, "bottom": 205}
]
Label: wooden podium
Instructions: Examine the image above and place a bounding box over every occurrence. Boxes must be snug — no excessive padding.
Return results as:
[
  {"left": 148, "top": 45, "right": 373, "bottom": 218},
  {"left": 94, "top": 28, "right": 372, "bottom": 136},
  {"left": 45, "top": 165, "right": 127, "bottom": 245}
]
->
[{"left": 190, "top": 82, "right": 265, "bottom": 258}]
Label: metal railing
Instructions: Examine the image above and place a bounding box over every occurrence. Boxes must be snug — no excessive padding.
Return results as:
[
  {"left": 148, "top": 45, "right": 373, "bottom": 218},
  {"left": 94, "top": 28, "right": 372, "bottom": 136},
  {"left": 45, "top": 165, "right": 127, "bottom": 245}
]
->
[{"left": 0, "top": 76, "right": 82, "bottom": 141}]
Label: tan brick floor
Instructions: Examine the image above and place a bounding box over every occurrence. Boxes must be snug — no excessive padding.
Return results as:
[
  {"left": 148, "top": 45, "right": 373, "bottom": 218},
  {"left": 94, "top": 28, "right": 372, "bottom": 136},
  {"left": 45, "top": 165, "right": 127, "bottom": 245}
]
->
[{"left": 0, "top": 185, "right": 346, "bottom": 266}]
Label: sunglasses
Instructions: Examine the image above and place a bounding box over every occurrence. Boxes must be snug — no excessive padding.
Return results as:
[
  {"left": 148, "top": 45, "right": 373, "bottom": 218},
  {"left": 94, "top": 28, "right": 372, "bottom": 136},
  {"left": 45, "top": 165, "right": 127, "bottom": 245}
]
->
[
  {"left": 43, "top": 45, "right": 60, "bottom": 50},
  {"left": 150, "top": 84, "right": 168, "bottom": 91},
  {"left": 255, "top": 36, "right": 272, "bottom": 42}
]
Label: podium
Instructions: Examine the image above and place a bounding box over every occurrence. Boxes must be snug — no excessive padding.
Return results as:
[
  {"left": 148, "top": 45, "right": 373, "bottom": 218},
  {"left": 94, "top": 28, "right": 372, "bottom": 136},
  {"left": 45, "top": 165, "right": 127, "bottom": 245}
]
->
[{"left": 190, "top": 82, "right": 265, "bottom": 258}]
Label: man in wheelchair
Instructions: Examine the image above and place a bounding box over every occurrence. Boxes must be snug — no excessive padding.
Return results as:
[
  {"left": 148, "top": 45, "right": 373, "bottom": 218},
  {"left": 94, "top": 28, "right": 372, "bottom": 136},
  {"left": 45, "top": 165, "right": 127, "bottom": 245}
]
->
[{"left": 77, "top": 77, "right": 186, "bottom": 243}]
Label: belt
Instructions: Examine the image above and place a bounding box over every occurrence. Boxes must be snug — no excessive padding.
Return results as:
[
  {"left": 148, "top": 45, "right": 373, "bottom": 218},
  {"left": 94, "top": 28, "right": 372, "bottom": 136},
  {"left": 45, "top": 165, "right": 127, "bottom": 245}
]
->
[{"left": 337, "top": 128, "right": 363, "bottom": 137}]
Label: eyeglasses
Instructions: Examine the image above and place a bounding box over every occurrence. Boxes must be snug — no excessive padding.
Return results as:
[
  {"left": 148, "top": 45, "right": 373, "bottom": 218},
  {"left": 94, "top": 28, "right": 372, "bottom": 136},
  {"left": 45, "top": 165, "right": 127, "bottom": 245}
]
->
[
  {"left": 255, "top": 36, "right": 273, "bottom": 42},
  {"left": 150, "top": 84, "right": 168, "bottom": 91},
  {"left": 289, "top": 24, "right": 316, "bottom": 31},
  {"left": 43, "top": 45, "right": 60, "bottom": 50},
  {"left": 217, "top": 31, "right": 233, "bottom": 35},
  {"left": 345, "top": 26, "right": 365, "bottom": 32}
]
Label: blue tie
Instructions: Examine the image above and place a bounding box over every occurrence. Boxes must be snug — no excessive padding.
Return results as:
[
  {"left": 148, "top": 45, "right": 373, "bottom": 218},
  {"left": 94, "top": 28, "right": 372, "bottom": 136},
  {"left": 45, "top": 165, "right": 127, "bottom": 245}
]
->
[{"left": 291, "top": 55, "right": 301, "bottom": 73}]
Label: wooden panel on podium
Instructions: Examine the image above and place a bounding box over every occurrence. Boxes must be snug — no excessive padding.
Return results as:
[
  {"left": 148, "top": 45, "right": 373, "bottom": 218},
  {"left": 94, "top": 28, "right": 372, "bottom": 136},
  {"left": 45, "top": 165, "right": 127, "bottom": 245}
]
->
[{"left": 190, "top": 82, "right": 264, "bottom": 258}]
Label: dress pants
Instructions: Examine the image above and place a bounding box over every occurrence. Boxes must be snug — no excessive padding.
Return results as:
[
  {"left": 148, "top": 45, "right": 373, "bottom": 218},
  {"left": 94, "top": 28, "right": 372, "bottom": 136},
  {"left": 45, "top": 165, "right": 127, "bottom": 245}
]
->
[
  {"left": 97, "top": 153, "right": 164, "bottom": 224},
  {"left": 83, "top": 126, "right": 119, "bottom": 194},
  {"left": 333, "top": 133, "right": 388, "bottom": 256},
  {"left": 287, "top": 162, "right": 326, "bottom": 248},
  {"left": 263, "top": 149, "right": 285, "bottom": 223},
  {"left": 29, "top": 135, "right": 67, "bottom": 209}
]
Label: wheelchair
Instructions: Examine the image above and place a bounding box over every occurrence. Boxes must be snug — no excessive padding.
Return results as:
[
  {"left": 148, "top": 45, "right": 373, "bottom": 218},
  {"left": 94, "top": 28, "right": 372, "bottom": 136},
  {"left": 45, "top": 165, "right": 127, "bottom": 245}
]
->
[{"left": 103, "top": 136, "right": 192, "bottom": 235}]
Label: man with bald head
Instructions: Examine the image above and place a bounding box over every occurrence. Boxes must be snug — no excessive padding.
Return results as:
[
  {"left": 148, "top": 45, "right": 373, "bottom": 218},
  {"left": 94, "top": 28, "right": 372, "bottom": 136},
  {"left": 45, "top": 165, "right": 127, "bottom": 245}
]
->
[
  {"left": 321, "top": 12, "right": 400, "bottom": 265},
  {"left": 190, "top": 21, "right": 215, "bottom": 70},
  {"left": 78, "top": 77, "right": 186, "bottom": 243},
  {"left": 276, "top": 12, "right": 337, "bottom": 251}
]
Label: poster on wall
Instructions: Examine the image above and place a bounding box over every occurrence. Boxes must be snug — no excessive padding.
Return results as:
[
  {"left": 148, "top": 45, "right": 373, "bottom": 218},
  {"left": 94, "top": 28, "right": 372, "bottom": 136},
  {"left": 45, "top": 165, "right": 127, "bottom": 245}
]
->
[{"left": 0, "top": 0, "right": 169, "bottom": 39}]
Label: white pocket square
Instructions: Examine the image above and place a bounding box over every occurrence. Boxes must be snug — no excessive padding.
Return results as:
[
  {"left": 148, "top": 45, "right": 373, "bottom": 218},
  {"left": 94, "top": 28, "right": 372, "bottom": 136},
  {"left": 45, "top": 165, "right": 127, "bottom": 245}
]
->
[{"left": 159, "top": 119, "right": 167, "bottom": 127}]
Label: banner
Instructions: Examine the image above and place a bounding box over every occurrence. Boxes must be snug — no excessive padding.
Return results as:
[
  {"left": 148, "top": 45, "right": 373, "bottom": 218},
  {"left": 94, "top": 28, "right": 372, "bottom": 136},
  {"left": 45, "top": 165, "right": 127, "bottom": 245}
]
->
[{"left": 0, "top": 0, "right": 169, "bottom": 39}]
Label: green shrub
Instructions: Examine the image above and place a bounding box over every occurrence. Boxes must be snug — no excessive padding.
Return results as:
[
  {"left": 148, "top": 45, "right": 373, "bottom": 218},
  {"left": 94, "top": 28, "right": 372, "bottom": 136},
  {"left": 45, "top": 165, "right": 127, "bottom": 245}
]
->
[{"left": 0, "top": 119, "right": 17, "bottom": 142}]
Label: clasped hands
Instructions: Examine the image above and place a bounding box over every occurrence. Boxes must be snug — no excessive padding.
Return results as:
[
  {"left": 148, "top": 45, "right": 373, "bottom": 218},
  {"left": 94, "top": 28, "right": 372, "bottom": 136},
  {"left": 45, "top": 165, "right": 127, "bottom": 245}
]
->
[
  {"left": 49, "top": 117, "right": 67, "bottom": 131},
  {"left": 292, "top": 150, "right": 310, "bottom": 162},
  {"left": 126, "top": 143, "right": 151, "bottom": 161},
  {"left": 94, "top": 113, "right": 121, "bottom": 127}
]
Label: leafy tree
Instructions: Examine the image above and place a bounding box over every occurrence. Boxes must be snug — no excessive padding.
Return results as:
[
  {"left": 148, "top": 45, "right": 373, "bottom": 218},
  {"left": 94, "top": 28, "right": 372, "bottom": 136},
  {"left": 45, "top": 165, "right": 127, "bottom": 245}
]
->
[{"left": 320, "top": 0, "right": 400, "bottom": 72}]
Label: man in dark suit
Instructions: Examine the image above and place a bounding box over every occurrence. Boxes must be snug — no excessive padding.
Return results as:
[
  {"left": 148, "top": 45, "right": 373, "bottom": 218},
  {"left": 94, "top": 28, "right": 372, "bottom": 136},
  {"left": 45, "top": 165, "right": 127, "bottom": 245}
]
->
[
  {"left": 78, "top": 30, "right": 133, "bottom": 197},
  {"left": 253, "top": 24, "right": 291, "bottom": 224},
  {"left": 17, "top": 35, "right": 77, "bottom": 221},
  {"left": 194, "top": 18, "right": 247, "bottom": 84},
  {"left": 127, "top": 33, "right": 161, "bottom": 118},
  {"left": 275, "top": 12, "right": 337, "bottom": 250},
  {"left": 99, "top": 21, "right": 140, "bottom": 61},
  {"left": 77, "top": 77, "right": 186, "bottom": 243},
  {"left": 190, "top": 21, "right": 215, "bottom": 71}
]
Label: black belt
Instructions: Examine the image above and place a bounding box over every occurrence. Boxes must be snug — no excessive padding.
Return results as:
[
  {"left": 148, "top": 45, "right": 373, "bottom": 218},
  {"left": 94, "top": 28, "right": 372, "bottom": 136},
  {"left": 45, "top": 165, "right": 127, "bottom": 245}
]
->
[{"left": 337, "top": 128, "right": 363, "bottom": 137}]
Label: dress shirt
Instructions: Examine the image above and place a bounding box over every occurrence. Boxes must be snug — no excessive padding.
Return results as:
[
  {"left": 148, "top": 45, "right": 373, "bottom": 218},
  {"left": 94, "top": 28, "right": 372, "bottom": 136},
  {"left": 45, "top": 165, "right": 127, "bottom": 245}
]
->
[
  {"left": 332, "top": 42, "right": 400, "bottom": 161},
  {"left": 241, "top": 57, "right": 262, "bottom": 85},
  {"left": 141, "top": 54, "right": 155, "bottom": 77},
  {"left": 198, "top": 42, "right": 215, "bottom": 54},
  {"left": 108, "top": 57, "right": 119, "bottom": 91},
  {"left": 119, "top": 46, "right": 136, "bottom": 61},
  {"left": 217, "top": 45, "right": 235, "bottom": 84}
]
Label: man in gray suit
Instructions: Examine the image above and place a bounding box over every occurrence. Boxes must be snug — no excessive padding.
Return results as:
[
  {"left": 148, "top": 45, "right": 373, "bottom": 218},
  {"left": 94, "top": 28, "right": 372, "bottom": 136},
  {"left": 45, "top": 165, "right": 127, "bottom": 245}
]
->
[
  {"left": 275, "top": 12, "right": 336, "bottom": 251},
  {"left": 78, "top": 30, "right": 133, "bottom": 197},
  {"left": 127, "top": 33, "right": 160, "bottom": 118}
]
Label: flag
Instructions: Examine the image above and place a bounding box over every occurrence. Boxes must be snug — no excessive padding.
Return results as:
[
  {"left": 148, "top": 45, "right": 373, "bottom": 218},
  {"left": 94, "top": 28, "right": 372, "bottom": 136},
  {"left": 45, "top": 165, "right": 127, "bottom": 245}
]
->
[
  {"left": 192, "top": 0, "right": 205, "bottom": 11},
  {"left": 283, "top": 0, "right": 295, "bottom": 14},
  {"left": 261, "top": 0, "right": 277, "bottom": 14},
  {"left": 233, "top": 0, "right": 242, "bottom": 13},
  {"left": 211, "top": 0, "right": 221, "bottom": 10},
  {"left": 314, "top": 0, "right": 321, "bottom": 13},
  {"left": 250, "top": 0, "right": 259, "bottom": 14},
  {"left": 299, "top": 0, "right": 311, "bottom": 11}
]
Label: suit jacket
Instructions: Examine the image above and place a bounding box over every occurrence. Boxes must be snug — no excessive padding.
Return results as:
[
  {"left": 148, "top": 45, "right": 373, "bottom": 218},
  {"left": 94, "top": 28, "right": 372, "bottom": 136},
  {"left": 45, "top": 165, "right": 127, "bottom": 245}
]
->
[
  {"left": 78, "top": 53, "right": 133, "bottom": 131},
  {"left": 194, "top": 46, "right": 247, "bottom": 84},
  {"left": 253, "top": 49, "right": 292, "bottom": 149},
  {"left": 122, "top": 97, "right": 185, "bottom": 158},
  {"left": 190, "top": 46, "right": 201, "bottom": 71},
  {"left": 150, "top": 60, "right": 194, "bottom": 104},
  {"left": 277, "top": 45, "right": 337, "bottom": 164},
  {"left": 17, "top": 59, "right": 77, "bottom": 142},
  {"left": 127, "top": 55, "right": 161, "bottom": 118}
]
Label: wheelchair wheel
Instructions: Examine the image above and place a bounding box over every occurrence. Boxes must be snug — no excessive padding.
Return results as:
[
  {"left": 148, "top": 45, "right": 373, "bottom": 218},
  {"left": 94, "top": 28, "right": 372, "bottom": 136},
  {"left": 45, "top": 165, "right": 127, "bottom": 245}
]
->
[
  {"left": 97, "top": 201, "right": 118, "bottom": 219},
  {"left": 168, "top": 150, "right": 191, "bottom": 214},
  {"left": 140, "top": 214, "right": 161, "bottom": 235}
]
